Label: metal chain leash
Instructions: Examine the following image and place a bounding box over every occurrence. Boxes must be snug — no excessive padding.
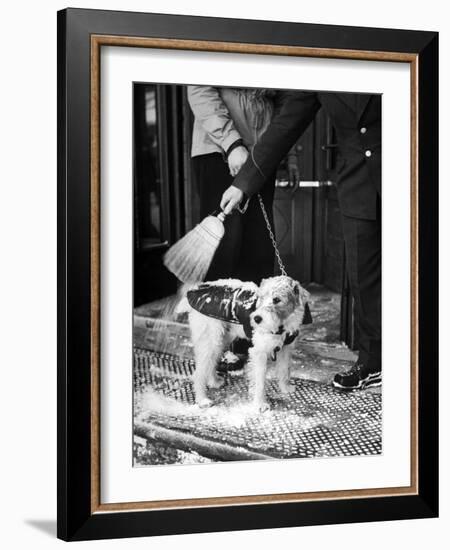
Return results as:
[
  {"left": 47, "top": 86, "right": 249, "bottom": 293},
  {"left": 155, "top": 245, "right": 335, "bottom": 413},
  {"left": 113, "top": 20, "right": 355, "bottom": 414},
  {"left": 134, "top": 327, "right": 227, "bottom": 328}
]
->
[
  {"left": 257, "top": 193, "right": 287, "bottom": 277},
  {"left": 244, "top": 121, "right": 288, "bottom": 277}
]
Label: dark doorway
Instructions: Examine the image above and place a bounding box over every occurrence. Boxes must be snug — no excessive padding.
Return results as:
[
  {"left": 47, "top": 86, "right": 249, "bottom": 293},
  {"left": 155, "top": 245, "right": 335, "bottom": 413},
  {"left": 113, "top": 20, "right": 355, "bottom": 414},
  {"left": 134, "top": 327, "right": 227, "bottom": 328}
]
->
[{"left": 133, "top": 83, "right": 189, "bottom": 305}]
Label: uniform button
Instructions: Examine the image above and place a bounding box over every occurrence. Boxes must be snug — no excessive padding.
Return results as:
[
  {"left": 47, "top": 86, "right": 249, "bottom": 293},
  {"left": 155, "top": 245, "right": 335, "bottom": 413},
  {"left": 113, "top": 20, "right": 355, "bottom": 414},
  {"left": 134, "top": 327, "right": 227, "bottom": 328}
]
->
[
  {"left": 365, "top": 150, "right": 372, "bottom": 158},
  {"left": 360, "top": 127, "right": 367, "bottom": 134}
]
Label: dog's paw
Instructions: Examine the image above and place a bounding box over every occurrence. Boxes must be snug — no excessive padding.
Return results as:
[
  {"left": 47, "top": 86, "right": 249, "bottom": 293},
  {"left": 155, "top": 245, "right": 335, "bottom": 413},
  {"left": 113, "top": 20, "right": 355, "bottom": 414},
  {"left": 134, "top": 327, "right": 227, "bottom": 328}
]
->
[{"left": 198, "top": 397, "right": 214, "bottom": 409}]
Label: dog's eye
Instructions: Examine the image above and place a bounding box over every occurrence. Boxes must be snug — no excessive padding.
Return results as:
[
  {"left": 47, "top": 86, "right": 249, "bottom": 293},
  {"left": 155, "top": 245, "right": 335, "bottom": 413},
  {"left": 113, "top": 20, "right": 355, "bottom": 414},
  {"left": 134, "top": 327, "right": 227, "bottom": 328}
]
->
[{"left": 273, "top": 297, "right": 281, "bottom": 304}]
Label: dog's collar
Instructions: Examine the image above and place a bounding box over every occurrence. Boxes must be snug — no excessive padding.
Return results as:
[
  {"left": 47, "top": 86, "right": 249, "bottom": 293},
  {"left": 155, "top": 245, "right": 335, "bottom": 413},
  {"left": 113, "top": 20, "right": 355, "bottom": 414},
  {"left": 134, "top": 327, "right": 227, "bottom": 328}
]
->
[{"left": 270, "top": 329, "right": 299, "bottom": 361}]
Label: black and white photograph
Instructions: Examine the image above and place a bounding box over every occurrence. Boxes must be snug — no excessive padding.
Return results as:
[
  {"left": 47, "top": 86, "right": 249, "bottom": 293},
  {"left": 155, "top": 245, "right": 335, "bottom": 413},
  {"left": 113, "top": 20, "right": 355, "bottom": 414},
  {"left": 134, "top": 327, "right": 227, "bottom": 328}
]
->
[
  {"left": 133, "top": 84, "right": 382, "bottom": 466},
  {"left": 0, "top": 0, "right": 444, "bottom": 545}
]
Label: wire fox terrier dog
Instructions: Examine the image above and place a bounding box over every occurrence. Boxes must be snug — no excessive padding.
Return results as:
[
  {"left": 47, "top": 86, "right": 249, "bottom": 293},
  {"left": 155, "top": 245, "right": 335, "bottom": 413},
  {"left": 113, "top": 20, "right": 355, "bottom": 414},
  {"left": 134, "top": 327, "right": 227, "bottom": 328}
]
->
[{"left": 177, "top": 275, "right": 311, "bottom": 412}]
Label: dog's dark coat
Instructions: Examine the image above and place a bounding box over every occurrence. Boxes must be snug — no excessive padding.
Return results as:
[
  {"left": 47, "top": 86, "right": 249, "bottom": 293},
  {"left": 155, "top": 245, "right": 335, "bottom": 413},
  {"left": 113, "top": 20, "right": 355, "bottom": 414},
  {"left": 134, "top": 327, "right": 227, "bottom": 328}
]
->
[
  {"left": 187, "top": 283, "right": 257, "bottom": 337},
  {"left": 187, "top": 282, "right": 312, "bottom": 341}
]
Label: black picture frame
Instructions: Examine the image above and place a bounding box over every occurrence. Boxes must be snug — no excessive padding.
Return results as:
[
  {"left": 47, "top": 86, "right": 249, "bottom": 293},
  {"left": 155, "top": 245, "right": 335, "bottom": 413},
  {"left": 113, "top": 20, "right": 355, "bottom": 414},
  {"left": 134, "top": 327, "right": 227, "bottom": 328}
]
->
[{"left": 57, "top": 7, "right": 438, "bottom": 541}]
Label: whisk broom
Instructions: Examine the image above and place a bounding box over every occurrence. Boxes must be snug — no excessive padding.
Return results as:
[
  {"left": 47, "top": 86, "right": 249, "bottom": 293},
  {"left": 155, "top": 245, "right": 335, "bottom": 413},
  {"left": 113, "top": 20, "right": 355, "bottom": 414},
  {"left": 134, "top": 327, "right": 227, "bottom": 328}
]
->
[{"left": 163, "top": 211, "right": 227, "bottom": 283}]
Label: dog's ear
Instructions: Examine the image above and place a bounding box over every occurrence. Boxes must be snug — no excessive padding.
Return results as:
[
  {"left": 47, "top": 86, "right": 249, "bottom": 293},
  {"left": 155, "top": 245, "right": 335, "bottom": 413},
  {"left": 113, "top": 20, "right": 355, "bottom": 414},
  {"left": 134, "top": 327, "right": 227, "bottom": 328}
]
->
[
  {"left": 293, "top": 283, "right": 301, "bottom": 305},
  {"left": 259, "top": 278, "right": 270, "bottom": 291},
  {"left": 300, "top": 286, "right": 310, "bottom": 303},
  {"left": 294, "top": 283, "right": 310, "bottom": 305}
]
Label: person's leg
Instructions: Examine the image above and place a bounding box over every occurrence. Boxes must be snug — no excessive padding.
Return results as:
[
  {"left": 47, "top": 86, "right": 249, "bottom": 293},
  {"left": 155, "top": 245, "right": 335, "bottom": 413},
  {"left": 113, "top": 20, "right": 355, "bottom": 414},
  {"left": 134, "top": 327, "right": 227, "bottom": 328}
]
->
[
  {"left": 192, "top": 153, "right": 243, "bottom": 281},
  {"left": 333, "top": 200, "right": 381, "bottom": 390},
  {"left": 236, "top": 175, "right": 276, "bottom": 284}
]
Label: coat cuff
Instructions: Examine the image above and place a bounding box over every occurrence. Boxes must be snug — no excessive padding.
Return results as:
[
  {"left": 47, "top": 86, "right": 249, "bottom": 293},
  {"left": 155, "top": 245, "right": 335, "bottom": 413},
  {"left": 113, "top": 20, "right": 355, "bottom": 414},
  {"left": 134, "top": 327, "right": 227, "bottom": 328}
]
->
[
  {"left": 232, "top": 155, "right": 266, "bottom": 197},
  {"left": 225, "top": 138, "right": 245, "bottom": 159},
  {"left": 221, "top": 130, "right": 243, "bottom": 155}
]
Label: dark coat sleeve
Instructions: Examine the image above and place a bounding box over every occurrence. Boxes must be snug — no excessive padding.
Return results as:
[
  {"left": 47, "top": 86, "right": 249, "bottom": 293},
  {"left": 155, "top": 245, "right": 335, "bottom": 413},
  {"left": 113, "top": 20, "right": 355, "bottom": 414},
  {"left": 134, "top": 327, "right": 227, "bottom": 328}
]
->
[{"left": 232, "top": 91, "right": 321, "bottom": 197}]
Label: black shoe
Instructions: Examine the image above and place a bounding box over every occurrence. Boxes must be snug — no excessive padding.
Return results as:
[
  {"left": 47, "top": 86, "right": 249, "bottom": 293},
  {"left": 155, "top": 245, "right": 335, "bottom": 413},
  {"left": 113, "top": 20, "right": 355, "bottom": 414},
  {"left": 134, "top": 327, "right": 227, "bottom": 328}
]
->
[
  {"left": 217, "top": 352, "right": 246, "bottom": 373},
  {"left": 216, "top": 339, "right": 249, "bottom": 373},
  {"left": 332, "top": 362, "right": 381, "bottom": 391}
]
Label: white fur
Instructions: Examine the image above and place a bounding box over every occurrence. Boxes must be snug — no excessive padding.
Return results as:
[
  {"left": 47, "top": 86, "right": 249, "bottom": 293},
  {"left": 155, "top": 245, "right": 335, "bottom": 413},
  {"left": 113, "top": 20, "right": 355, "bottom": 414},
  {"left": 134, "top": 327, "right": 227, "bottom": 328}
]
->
[{"left": 182, "top": 276, "right": 308, "bottom": 411}]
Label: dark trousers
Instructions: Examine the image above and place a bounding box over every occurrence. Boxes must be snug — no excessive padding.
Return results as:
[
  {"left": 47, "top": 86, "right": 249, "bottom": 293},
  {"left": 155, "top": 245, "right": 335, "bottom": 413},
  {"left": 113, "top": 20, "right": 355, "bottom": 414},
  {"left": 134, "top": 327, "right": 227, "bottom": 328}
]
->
[
  {"left": 341, "top": 197, "right": 381, "bottom": 370},
  {"left": 192, "top": 153, "right": 275, "bottom": 284}
]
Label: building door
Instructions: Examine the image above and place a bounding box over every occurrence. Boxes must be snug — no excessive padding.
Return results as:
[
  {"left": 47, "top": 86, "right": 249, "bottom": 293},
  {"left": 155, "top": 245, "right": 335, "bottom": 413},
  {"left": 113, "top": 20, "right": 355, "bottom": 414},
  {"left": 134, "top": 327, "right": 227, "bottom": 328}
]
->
[
  {"left": 133, "top": 83, "right": 187, "bottom": 306},
  {"left": 273, "top": 110, "right": 344, "bottom": 288}
]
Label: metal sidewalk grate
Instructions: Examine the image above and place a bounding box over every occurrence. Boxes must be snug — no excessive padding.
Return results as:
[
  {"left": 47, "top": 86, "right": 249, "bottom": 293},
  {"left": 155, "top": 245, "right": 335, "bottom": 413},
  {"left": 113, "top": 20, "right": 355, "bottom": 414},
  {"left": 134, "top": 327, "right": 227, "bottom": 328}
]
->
[{"left": 134, "top": 348, "right": 382, "bottom": 461}]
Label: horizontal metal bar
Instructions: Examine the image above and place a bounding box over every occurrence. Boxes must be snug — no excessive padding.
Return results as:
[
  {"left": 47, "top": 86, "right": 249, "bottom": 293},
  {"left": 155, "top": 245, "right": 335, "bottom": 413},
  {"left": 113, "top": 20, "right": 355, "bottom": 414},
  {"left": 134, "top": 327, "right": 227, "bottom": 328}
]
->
[{"left": 298, "top": 180, "right": 334, "bottom": 188}]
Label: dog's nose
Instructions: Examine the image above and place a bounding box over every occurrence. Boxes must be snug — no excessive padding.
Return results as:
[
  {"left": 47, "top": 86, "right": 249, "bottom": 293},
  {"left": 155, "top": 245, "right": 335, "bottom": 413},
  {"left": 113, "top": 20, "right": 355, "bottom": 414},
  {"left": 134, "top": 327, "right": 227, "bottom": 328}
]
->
[{"left": 253, "top": 315, "right": 262, "bottom": 324}]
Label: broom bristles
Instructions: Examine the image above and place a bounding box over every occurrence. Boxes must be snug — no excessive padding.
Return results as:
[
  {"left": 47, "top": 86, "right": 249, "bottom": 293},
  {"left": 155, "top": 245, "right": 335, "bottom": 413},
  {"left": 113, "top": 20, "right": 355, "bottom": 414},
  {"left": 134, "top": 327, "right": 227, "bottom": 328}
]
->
[{"left": 163, "top": 215, "right": 225, "bottom": 283}]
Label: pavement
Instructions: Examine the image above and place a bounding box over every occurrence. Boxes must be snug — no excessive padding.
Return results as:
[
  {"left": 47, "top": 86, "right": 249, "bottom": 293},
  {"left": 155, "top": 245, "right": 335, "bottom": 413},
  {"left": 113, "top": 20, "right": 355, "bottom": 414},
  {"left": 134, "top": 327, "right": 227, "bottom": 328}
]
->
[{"left": 133, "top": 285, "right": 381, "bottom": 465}]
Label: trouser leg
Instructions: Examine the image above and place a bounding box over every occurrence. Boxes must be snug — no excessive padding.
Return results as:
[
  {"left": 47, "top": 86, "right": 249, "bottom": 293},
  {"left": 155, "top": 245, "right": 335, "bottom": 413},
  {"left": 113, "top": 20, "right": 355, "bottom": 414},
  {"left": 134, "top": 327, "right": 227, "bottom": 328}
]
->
[
  {"left": 341, "top": 205, "right": 381, "bottom": 370},
  {"left": 192, "top": 153, "right": 242, "bottom": 281}
]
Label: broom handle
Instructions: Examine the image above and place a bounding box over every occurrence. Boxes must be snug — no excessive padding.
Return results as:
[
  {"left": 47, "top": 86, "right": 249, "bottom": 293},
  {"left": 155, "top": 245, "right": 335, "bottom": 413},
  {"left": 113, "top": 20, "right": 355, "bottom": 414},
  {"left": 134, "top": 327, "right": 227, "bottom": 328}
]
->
[
  {"left": 210, "top": 209, "right": 227, "bottom": 222},
  {"left": 211, "top": 195, "right": 249, "bottom": 218}
]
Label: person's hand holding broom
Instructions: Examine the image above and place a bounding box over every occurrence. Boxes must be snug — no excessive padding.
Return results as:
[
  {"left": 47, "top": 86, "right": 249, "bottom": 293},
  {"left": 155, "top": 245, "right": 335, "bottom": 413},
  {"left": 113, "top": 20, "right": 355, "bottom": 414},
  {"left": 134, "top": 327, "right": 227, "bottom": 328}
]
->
[
  {"left": 220, "top": 186, "right": 244, "bottom": 215},
  {"left": 163, "top": 184, "right": 245, "bottom": 283}
]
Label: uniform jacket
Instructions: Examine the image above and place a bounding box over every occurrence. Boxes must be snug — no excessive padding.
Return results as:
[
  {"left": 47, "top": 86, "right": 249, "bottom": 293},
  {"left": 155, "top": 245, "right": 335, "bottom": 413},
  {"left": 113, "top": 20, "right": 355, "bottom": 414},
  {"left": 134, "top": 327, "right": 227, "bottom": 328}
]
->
[
  {"left": 233, "top": 91, "right": 382, "bottom": 220},
  {"left": 187, "top": 86, "right": 274, "bottom": 158}
]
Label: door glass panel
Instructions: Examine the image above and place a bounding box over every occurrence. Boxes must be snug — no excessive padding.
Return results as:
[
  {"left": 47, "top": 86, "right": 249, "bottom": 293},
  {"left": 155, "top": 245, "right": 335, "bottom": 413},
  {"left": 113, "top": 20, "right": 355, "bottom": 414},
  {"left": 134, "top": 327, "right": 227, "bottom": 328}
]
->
[{"left": 134, "top": 84, "right": 162, "bottom": 248}]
